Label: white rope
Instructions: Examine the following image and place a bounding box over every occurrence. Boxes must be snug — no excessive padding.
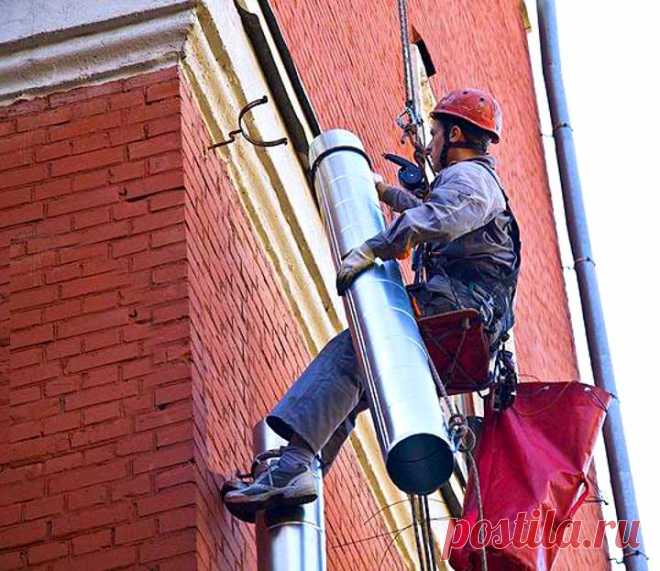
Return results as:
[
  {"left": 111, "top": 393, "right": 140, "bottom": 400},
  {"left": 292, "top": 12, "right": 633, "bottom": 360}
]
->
[
  {"left": 427, "top": 355, "right": 488, "bottom": 571},
  {"left": 397, "top": 0, "right": 414, "bottom": 108}
]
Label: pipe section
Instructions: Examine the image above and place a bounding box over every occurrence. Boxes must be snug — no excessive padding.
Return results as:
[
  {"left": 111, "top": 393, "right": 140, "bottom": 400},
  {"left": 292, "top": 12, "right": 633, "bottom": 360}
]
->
[
  {"left": 309, "top": 129, "right": 454, "bottom": 494},
  {"left": 254, "top": 421, "right": 326, "bottom": 571},
  {"left": 537, "top": 2, "right": 647, "bottom": 568}
]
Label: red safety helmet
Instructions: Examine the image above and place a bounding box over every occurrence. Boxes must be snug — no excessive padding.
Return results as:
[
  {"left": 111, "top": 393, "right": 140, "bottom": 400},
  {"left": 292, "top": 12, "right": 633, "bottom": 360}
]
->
[{"left": 431, "top": 88, "right": 502, "bottom": 143}]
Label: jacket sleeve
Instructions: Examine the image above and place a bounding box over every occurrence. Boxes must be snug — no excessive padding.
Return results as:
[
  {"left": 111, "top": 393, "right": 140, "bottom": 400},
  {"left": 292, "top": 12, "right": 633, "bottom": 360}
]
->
[
  {"left": 380, "top": 185, "right": 423, "bottom": 212},
  {"left": 365, "top": 170, "right": 501, "bottom": 260}
]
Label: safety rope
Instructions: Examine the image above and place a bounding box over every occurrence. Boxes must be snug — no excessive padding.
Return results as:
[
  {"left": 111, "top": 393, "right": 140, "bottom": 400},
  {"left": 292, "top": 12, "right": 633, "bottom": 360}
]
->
[
  {"left": 427, "top": 353, "right": 488, "bottom": 571},
  {"left": 394, "top": 1, "right": 486, "bottom": 567},
  {"left": 466, "top": 451, "right": 487, "bottom": 571},
  {"left": 395, "top": 0, "right": 434, "bottom": 184},
  {"left": 421, "top": 495, "right": 439, "bottom": 570},
  {"left": 397, "top": 0, "right": 414, "bottom": 118},
  {"left": 410, "top": 495, "right": 430, "bottom": 570}
]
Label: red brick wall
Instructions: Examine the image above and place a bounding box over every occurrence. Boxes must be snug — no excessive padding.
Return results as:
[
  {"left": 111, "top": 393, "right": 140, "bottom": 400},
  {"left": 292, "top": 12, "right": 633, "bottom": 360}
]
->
[
  {"left": 268, "top": 0, "right": 606, "bottom": 568},
  {"left": 0, "top": 67, "right": 406, "bottom": 570},
  {"left": 0, "top": 67, "right": 198, "bottom": 570}
]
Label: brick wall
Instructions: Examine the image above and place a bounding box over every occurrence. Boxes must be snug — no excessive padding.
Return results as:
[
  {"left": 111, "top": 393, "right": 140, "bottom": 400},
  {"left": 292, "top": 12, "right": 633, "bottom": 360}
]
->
[
  {"left": 0, "top": 67, "right": 406, "bottom": 570},
  {"left": 268, "top": 0, "right": 607, "bottom": 568},
  {"left": 0, "top": 67, "right": 198, "bottom": 570}
]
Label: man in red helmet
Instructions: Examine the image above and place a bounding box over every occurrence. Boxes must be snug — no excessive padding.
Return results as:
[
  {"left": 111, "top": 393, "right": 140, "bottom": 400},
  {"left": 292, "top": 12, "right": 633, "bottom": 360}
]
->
[
  {"left": 224, "top": 89, "right": 520, "bottom": 518},
  {"left": 337, "top": 89, "right": 519, "bottom": 335}
]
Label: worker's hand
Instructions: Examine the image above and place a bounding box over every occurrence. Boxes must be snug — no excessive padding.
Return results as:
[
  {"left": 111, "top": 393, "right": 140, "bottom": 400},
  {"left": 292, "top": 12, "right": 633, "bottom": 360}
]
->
[
  {"left": 373, "top": 172, "right": 387, "bottom": 200},
  {"left": 336, "top": 243, "right": 376, "bottom": 296}
]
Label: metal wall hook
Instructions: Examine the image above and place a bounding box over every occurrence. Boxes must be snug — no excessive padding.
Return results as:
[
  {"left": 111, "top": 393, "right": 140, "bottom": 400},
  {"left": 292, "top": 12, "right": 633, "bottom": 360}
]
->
[{"left": 208, "top": 95, "right": 288, "bottom": 150}]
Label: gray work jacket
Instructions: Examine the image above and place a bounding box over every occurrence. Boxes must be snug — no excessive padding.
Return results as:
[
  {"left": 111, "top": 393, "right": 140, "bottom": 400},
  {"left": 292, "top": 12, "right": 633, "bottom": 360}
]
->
[{"left": 366, "top": 155, "right": 520, "bottom": 336}]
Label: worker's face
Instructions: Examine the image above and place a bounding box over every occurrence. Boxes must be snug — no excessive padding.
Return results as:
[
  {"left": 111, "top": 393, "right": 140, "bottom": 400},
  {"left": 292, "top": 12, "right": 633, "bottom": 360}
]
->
[{"left": 427, "top": 118, "right": 446, "bottom": 171}]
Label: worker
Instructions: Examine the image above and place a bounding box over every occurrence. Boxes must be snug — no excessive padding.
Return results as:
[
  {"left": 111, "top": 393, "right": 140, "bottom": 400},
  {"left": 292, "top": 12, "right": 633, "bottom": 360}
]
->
[{"left": 224, "top": 89, "right": 520, "bottom": 517}]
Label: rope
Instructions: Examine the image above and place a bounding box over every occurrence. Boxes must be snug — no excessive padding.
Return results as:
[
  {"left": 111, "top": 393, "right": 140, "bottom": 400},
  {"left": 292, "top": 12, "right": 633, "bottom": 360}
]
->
[
  {"left": 466, "top": 451, "right": 488, "bottom": 571},
  {"left": 426, "top": 352, "right": 487, "bottom": 570},
  {"left": 397, "top": 0, "right": 414, "bottom": 110},
  {"left": 394, "top": 2, "right": 483, "bottom": 566},
  {"left": 395, "top": 0, "right": 434, "bottom": 180},
  {"left": 410, "top": 495, "right": 429, "bottom": 570},
  {"left": 422, "top": 495, "right": 439, "bottom": 570}
]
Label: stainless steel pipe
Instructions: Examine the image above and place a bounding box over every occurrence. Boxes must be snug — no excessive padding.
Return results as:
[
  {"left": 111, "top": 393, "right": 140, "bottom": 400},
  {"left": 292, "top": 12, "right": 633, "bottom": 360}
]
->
[
  {"left": 309, "top": 129, "right": 454, "bottom": 494},
  {"left": 254, "top": 421, "right": 326, "bottom": 571}
]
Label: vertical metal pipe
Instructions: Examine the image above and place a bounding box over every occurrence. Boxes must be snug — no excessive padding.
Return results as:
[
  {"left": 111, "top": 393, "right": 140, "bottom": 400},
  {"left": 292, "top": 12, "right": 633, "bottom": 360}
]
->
[
  {"left": 254, "top": 421, "right": 326, "bottom": 571},
  {"left": 309, "top": 129, "right": 454, "bottom": 494},
  {"left": 536, "top": 2, "right": 647, "bottom": 568}
]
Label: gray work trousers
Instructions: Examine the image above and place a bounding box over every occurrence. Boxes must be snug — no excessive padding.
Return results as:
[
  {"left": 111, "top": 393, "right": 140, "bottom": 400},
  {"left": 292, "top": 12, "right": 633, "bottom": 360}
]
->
[
  {"left": 266, "top": 276, "right": 503, "bottom": 472},
  {"left": 267, "top": 329, "right": 368, "bottom": 472}
]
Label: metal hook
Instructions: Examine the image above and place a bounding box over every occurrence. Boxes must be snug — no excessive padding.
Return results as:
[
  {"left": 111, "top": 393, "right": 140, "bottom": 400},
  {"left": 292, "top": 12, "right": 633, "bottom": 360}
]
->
[{"left": 208, "top": 95, "right": 288, "bottom": 150}]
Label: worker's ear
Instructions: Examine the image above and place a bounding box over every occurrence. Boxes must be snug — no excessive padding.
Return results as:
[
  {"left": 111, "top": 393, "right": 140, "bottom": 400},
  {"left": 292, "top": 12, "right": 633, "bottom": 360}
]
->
[{"left": 448, "top": 125, "right": 463, "bottom": 143}]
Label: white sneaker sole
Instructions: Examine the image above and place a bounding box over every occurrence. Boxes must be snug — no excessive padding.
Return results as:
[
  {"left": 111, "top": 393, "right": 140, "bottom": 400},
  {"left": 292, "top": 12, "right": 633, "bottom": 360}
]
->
[{"left": 225, "top": 476, "right": 318, "bottom": 512}]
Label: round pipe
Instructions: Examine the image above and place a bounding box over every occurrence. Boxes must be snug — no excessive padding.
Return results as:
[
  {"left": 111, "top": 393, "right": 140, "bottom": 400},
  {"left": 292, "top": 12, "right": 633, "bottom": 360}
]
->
[
  {"left": 254, "top": 421, "right": 326, "bottom": 571},
  {"left": 309, "top": 129, "right": 454, "bottom": 494}
]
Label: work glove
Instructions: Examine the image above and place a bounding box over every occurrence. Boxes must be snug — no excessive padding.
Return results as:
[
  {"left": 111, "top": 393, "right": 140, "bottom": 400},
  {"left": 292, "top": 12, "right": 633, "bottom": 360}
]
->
[
  {"left": 373, "top": 172, "right": 386, "bottom": 200},
  {"left": 336, "top": 242, "right": 376, "bottom": 296}
]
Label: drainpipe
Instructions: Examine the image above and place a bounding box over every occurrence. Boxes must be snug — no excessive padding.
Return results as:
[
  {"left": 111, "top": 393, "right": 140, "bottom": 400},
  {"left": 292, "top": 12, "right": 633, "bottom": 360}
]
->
[
  {"left": 254, "top": 421, "right": 326, "bottom": 571},
  {"left": 308, "top": 129, "right": 454, "bottom": 494},
  {"left": 536, "top": 2, "right": 647, "bottom": 568}
]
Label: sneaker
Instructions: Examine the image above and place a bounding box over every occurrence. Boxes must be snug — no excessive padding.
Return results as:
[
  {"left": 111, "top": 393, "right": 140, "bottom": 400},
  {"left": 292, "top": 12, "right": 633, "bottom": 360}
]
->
[
  {"left": 223, "top": 454, "right": 318, "bottom": 517},
  {"left": 221, "top": 478, "right": 257, "bottom": 523}
]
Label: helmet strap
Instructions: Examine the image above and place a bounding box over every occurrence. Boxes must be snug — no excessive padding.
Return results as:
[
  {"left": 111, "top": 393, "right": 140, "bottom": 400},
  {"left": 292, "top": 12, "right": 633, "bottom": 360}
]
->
[
  {"left": 447, "top": 141, "right": 484, "bottom": 151},
  {"left": 439, "top": 122, "right": 453, "bottom": 169},
  {"left": 439, "top": 123, "right": 484, "bottom": 168}
]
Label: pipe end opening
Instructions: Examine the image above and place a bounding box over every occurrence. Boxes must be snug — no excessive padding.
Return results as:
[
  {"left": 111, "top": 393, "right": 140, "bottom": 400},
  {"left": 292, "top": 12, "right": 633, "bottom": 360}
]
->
[{"left": 386, "top": 434, "right": 454, "bottom": 494}]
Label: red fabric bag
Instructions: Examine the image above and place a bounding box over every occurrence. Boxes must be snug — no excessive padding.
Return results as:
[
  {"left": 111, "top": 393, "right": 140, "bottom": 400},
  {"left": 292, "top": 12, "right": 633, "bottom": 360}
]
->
[{"left": 449, "top": 382, "right": 611, "bottom": 570}]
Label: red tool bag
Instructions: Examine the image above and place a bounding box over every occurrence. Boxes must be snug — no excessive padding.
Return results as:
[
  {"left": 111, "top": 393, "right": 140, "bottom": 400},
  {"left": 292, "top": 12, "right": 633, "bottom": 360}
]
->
[{"left": 449, "top": 382, "right": 611, "bottom": 571}]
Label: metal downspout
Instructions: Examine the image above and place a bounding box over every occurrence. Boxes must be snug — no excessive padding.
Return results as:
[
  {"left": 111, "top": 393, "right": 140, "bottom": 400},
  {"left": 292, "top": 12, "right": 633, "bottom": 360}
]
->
[
  {"left": 536, "top": 2, "right": 647, "bottom": 568},
  {"left": 254, "top": 421, "right": 326, "bottom": 571}
]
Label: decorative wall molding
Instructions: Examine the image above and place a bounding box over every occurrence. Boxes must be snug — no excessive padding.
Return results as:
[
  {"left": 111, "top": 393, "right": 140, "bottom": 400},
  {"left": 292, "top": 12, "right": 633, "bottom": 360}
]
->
[{"left": 0, "top": 1, "right": 195, "bottom": 104}]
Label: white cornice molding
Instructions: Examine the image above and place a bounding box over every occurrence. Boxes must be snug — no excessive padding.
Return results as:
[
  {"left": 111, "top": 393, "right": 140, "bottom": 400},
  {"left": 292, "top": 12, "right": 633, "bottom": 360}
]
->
[
  {"left": 0, "top": 1, "right": 195, "bottom": 104},
  {"left": 0, "top": 0, "right": 194, "bottom": 46}
]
